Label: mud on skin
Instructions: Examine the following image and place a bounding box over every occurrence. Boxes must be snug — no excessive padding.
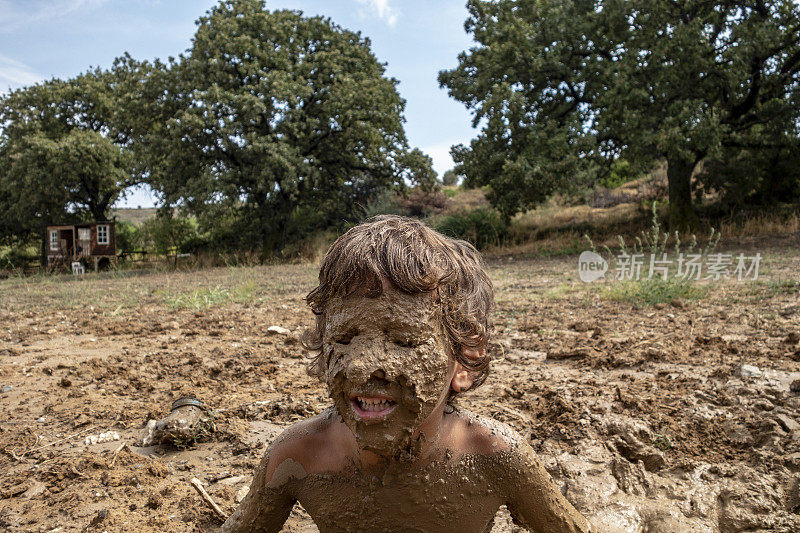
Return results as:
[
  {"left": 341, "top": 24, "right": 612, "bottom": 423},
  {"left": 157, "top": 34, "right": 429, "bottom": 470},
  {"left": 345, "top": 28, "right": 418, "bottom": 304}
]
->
[
  {"left": 223, "top": 408, "right": 591, "bottom": 533},
  {"left": 323, "top": 290, "right": 451, "bottom": 459},
  {"left": 221, "top": 287, "right": 591, "bottom": 532}
]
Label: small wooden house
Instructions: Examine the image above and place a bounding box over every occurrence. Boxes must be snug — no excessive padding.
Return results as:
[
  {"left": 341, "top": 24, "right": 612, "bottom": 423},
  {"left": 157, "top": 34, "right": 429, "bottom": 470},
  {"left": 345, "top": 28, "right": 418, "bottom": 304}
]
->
[{"left": 45, "top": 221, "right": 116, "bottom": 271}]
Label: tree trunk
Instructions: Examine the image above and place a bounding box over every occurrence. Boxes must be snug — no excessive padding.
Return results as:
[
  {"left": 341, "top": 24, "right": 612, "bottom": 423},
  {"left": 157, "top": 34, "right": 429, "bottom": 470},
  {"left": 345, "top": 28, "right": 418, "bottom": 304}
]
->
[{"left": 666, "top": 156, "right": 700, "bottom": 232}]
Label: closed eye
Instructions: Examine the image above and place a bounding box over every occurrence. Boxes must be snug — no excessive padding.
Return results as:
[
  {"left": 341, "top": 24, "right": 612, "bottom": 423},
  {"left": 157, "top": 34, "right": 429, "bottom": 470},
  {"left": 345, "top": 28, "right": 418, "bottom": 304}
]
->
[{"left": 391, "top": 337, "right": 426, "bottom": 348}]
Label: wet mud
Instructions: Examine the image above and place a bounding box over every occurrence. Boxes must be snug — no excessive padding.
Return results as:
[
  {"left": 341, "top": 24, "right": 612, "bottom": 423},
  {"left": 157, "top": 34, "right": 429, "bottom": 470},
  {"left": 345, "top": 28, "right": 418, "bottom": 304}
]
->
[{"left": 0, "top": 247, "right": 799, "bottom": 531}]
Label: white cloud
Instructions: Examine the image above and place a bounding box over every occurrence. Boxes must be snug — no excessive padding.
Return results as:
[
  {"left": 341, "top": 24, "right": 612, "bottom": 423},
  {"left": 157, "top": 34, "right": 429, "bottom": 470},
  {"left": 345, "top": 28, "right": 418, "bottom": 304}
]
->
[
  {"left": 0, "top": 0, "right": 110, "bottom": 31},
  {"left": 355, "top": 0, "right": 399, "bottom": 26},
  {"left": 0, "top": 54, "right": 42, "bottom": 91}
]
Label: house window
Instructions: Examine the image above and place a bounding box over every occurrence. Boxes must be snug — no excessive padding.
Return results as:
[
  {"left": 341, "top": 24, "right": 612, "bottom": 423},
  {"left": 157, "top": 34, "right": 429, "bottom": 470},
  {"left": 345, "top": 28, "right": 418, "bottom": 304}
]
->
[
  {"left": 49, "top": 230, "right": 59, "bottom": 251},
  {"left": 97, "top": 225, "right": 109, "bottom": 245}
]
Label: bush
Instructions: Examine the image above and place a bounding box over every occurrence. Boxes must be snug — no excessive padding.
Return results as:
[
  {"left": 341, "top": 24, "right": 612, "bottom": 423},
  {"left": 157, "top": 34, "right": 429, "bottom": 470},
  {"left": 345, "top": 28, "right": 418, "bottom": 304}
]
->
[
  {"left": 397, "top": 188, "right": 448, "bottom": 217},
  {"left": 115, "top": 221, "right": 142, "bottom": 253},
  {"left": 0, "top": 246, "right": 38, "bottom": 271},
  {"left": 435, "top": 208, "right": 507, "bottom": 250},
  {"left": 601, "top": 158, "right": 641, "bottom": 189},
  {"left": 141, "top": 215, "right": 199, "bottom": 255},
  {"left": 442, "top": 170, "right": 459, "bottom": 186}
]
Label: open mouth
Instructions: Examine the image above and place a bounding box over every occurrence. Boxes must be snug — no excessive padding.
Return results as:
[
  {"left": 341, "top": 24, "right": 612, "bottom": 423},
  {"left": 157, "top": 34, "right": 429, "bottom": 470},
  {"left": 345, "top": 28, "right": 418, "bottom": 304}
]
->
[{"left": 350, "top": 395, "right": 397, "bottom": 420}]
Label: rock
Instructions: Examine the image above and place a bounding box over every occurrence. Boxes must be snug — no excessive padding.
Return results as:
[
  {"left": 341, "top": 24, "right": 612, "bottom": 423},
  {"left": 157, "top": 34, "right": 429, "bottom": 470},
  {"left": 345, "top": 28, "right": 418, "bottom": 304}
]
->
[
  {"left": 738, "top": 364, "right": 762, "bottom": 379},
  {"left": 670, "top": 299, "right": 687, "bottom": 309},
  {"left": 59, "top": 377, "right": 71, "bottom": 388},
  {"left": 1, "top": 385, "right": 13, "bottom": 393},
  {"left": 774, "top": 414, "right": 799, "bottom": 433},
  {"left": 654, "top": 302, "right": 666, "bottom": 310},
  {"left": 235, "top": 485, "right": 249, "bottom": 503},
  {"left": 267, "top": 325, "right": 291, "bottom": 335}
]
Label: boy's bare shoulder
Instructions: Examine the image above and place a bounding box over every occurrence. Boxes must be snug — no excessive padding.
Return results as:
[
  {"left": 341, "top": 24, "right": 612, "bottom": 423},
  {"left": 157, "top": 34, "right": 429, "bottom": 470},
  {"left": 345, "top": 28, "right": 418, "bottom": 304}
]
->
[
  {"left": 447, "top": 408, "right": 527, "bottom": 457},
  {"left": 265, "top": 407, "right": 353, "bottom": 480}
]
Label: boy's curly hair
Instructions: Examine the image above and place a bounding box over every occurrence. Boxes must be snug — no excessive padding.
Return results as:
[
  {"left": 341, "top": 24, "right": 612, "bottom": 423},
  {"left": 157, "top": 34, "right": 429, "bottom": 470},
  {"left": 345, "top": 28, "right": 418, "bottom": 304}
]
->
[{"left": 303, "top": 215, "right": 494, "bottom": 395}]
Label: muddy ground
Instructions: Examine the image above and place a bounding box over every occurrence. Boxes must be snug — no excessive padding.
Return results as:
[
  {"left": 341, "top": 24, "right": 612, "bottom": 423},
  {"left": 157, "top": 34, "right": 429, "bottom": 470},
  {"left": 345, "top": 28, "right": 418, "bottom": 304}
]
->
[{"left": 1, "top": 238, "right": 799, "bottom": 532}]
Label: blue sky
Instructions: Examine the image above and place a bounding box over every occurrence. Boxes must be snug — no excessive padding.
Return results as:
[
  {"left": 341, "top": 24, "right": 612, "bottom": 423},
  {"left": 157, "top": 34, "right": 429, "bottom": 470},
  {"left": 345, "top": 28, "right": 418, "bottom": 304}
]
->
[{"left": 0, "top": 0, "right": 477, "bottom": 208}]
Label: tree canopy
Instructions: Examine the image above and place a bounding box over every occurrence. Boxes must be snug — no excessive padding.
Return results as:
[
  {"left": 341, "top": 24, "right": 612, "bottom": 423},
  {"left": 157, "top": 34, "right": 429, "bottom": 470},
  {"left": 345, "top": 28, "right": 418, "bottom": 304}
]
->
[
  {"left": 0, "top": 71, "right": 137, "bottom": 245},
  {"left": 440, "top": 0, "right": 800, "bottom": 228},
  {"left": 149, "top": 0, "right": 425, "bottom": 253}
]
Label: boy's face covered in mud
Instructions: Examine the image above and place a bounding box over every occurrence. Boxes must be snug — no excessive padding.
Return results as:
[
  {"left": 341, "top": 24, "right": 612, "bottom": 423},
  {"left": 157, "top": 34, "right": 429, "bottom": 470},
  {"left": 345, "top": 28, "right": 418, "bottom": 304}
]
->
[{"left": 322, "top": 287, "right": 452, "bottom": 458}]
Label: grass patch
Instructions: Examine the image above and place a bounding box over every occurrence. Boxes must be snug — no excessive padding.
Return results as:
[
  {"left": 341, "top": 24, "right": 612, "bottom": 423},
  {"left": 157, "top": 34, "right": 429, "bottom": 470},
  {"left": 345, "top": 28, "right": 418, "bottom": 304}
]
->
[
  {"left": 161, "top": 281, "right": 258, "bottom": 310},
  {"left": 746, "top": 279, "right": 800, "bottom": 298},
  {"left": 602, "top": 278, "right": 707, "bottom": 306}
]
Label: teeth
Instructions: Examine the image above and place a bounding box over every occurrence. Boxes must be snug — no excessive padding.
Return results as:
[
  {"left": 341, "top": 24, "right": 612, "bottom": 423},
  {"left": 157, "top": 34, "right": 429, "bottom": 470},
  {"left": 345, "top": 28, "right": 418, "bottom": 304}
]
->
[{"left": 355, "top": 397, "right": 394, "bottom": 412}]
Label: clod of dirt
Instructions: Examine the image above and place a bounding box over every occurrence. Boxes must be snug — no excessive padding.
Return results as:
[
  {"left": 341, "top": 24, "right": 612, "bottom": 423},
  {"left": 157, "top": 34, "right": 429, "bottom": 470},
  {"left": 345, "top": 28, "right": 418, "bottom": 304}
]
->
[
  {"left": 739, "top": 364, "right": 762, "bottom": 379},
  {"left": 90, "top": 509, "right": 109, "bottom": 526},
  {"left": 267, "top": 325, "right": 291, "bottom": 335},
  {"left": 140, "top": 404, "right": 214, "bottom": 447}
]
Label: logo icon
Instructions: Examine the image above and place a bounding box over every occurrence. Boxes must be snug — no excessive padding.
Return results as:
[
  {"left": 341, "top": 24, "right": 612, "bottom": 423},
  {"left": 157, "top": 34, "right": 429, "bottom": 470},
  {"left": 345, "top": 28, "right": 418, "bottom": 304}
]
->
[{"left": 578, "top": 251, "right": 607, "bottom": 282}]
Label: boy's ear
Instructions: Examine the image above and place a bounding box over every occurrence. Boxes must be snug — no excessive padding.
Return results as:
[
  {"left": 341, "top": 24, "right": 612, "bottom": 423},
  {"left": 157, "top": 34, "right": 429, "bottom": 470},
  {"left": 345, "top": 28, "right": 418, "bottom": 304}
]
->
[
  {"left": 451, "top": 364, "right": 474, "bottom": 392},
  {"left": 451, "top": 346, "right": 485, "bottom": 392}
]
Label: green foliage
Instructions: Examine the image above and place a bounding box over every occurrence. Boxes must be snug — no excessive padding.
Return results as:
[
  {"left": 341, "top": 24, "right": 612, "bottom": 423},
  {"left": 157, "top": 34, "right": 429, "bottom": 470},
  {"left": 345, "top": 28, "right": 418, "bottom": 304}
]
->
[
  {"left": 364, "top": 191, "right": 403, "bottom": 219},
  {"left": 0, "top": 67, "right": 143, "bottom": 247},
  {"left": 148, "top": 0, "right": 430, "bottom": 256},
  {"left": 0, "top": 246, "right": 38, "bottom": 271},
  {"left": 141, "top": 215, "right": 199, "bottom": 255},
  {"left": 115, "top": 221, "right": 143, "bottom": 253},
  {"left": 442, "top": 170, "right": 459, "bottom": 187},
  {"left": 435, "top": 208, "right": 507, "bottom": 250},
  {"left": 601, "top": 159, "right": 640, "bottom": 189},
  {"left": 440, "top": 0, "right": 800, "bottom": 229},
  {"left": 697, "top": 141, "right": 800, "bottom": 208}
]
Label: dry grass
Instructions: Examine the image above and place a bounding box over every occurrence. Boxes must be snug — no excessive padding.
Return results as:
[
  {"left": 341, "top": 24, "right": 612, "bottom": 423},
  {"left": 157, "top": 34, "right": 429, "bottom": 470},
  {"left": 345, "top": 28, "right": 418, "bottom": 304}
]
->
[{"left": 718, "top": 210, "right": 800, "bottom": 240}]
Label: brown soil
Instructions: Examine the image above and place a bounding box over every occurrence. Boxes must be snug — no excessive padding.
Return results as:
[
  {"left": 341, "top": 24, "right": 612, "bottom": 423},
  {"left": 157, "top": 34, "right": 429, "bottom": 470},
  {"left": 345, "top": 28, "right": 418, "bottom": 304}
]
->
[{"left": 1, "top": 243, "right": 799, "bottom": 532}]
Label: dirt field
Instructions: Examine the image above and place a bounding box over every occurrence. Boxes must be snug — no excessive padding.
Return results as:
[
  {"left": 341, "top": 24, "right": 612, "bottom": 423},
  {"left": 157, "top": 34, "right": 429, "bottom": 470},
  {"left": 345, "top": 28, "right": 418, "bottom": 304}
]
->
[{"left": 1, "top": 236, "right": 799, "bottom": 532}]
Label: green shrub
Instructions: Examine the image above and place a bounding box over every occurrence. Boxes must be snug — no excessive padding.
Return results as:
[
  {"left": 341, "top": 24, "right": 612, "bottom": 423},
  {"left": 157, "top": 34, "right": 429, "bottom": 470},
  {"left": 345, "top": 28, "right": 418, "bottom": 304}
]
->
[
  {"left": 141, "top": 215, "right": 199, "bottom": 255},
  {"left": 435, "top": 208, "right": 507, "bottom": 249},
  {"left": 0, "top": 246, "right": 38, "bottom": 271},
  {"left": 115, "top": 221, "right": 142, "bottom": 253},
  {"left": 601, "top": 159, "right": 641, "bottom": 189},
  {"left": 364, "top": 191, "right": 403, "bottom": 218}
]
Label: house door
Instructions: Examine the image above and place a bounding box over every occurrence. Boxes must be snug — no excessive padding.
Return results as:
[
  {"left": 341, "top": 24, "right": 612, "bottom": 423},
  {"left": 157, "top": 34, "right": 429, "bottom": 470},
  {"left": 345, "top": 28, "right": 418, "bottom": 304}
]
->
[{"left": 77, "top": 228, "right": 91, "bottom": 259}]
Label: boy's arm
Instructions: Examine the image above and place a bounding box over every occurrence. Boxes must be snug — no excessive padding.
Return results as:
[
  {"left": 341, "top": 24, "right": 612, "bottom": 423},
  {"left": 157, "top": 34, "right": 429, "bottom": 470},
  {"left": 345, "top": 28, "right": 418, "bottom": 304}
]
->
[
  {"left": 220, "top": 437, "right": 298, "bottom": 533},
  {"left": 502, "top": 438, "right": 592, "bottom": 533}
]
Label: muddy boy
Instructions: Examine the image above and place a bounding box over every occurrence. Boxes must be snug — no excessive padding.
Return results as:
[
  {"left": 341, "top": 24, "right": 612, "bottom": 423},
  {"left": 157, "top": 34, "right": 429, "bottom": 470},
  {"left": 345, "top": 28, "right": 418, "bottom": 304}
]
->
[{"left": 222, "top": 215, "right": 591, "bottom": 532}]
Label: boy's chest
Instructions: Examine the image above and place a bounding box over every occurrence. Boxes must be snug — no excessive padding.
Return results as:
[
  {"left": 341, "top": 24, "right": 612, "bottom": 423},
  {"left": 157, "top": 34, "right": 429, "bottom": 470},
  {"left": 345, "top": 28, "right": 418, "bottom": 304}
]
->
[{"left": 292, "top": 470, "right": 504, "bottom": 533}]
